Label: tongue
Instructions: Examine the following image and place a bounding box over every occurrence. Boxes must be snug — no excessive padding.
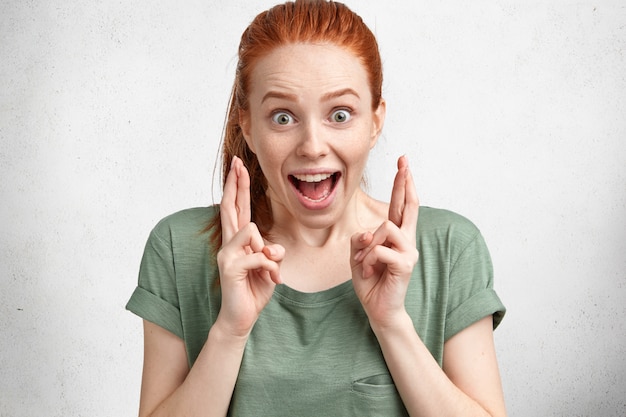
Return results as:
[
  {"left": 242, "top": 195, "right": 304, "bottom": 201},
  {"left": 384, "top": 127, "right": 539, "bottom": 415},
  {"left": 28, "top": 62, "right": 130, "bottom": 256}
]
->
[{"left": 299, "top": 177, "right": 333, "bottom": 201}]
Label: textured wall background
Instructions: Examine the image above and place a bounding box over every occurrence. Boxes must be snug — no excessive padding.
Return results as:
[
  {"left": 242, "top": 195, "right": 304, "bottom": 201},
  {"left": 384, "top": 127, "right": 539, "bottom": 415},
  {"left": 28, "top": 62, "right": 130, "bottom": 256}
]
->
[{"left": 1, "top": 0, "right": 625, "bottom": 415}]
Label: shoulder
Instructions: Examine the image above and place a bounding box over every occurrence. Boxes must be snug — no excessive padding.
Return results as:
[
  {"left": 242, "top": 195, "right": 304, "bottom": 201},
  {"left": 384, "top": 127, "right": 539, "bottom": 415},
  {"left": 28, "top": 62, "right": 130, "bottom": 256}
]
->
[
  {"left": 141, "top": 206, "right": 220, "bottom": 283},
  {"left": 415, "top": 206, "right": 489, "bottom": 265},
  {"left": 146, "top": 206, "right": 219, "bottom": 255},
  {"left": 417, "top": 206, "right": 481, "bottom": 242},
  {"left": 150, "top": 206, "right": 218, "bottom": 239}
]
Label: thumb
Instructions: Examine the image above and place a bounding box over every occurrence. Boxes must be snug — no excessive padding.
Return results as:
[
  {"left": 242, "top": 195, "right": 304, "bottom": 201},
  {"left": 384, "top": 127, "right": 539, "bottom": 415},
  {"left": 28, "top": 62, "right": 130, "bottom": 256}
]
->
[
  {"left": 350, "top": 231, "right": 373, "bottom": 267},
  {"left": 262, "top": 244, "right": 285, "bottom": 285}
]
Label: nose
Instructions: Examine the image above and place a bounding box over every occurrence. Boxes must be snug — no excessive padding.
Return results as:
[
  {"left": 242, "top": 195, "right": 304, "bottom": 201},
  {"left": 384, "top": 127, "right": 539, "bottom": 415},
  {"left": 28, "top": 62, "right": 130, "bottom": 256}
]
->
[{"left": 296, "top": 121, "right": 329, "bottom": 159}]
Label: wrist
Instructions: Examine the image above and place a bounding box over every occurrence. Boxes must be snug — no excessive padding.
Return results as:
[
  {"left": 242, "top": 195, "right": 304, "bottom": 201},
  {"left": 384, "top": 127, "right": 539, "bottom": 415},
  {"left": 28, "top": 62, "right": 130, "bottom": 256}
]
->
[
  {"left": 211, "top": 316, "right": 252, "bottom": 349},
  {"left": 368, "top": 309, "right": 414, "bottom": 338}
]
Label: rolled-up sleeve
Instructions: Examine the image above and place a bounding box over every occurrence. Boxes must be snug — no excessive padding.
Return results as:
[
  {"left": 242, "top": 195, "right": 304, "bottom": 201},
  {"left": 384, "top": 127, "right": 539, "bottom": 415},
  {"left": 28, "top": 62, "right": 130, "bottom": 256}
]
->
[
  {"left": 126, "top": 222, "right": 183, "bottom": 339},
  {"left": 444, "top": 231, "right": 505, "bottom": 341}
]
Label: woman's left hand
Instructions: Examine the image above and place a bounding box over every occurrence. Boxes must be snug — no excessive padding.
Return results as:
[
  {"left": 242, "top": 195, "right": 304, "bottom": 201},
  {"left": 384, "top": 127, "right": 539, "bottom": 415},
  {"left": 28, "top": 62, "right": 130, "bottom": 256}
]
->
[{"left": 351, "top": 155, "right": 420, "bottom": 329}]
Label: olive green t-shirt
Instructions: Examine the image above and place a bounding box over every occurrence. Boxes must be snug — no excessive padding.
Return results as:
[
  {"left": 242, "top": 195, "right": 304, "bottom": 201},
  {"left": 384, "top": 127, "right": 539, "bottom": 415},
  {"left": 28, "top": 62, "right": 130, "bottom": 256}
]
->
[{"left": 126, "top": 206, "right": 505, "bottom": 416}]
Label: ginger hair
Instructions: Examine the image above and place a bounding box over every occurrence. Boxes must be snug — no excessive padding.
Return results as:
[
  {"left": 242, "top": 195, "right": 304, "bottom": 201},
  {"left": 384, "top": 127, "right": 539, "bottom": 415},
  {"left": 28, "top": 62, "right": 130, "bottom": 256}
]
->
[{"left": 207, "top": 0, "right": 383, "bottom": 250}]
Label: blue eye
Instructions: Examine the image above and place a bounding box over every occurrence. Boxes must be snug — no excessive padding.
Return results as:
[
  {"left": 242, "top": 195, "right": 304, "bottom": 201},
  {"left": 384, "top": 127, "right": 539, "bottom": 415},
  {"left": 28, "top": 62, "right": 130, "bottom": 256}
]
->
[
  {"left": 331, "top": 109, "right": 351, "bottom": 123},
  {"left": 272, "top": 112, "right": 293, "bottom": 125}
]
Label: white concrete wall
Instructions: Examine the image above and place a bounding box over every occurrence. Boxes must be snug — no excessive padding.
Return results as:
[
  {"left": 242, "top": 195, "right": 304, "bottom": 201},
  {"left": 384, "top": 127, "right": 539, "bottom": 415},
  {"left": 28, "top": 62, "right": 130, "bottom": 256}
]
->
[{"left": 1, "top": 0, "right": 624, "bottom": 415}]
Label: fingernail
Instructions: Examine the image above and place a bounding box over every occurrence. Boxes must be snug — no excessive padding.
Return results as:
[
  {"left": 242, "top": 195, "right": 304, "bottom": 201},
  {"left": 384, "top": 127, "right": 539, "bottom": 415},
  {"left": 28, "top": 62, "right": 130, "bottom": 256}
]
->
[
  {"left": 354, "top": 250, "right": 363, "bottom": 261},
  {"left": 230, "top": 155, "right": 238, "bottom": 169}
]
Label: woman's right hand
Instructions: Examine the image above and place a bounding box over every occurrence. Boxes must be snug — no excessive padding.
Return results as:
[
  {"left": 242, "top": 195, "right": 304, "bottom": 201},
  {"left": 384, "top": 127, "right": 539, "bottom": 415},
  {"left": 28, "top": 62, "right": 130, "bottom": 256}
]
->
[{"left": 216, "top": 156, "right": 284, "bottom": 339}]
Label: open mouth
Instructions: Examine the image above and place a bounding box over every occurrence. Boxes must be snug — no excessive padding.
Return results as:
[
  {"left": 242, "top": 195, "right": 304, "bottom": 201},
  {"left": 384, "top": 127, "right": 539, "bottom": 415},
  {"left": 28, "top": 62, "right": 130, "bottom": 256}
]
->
[{"left": 289, "top": 172, "right": 340, "bottom": 202}]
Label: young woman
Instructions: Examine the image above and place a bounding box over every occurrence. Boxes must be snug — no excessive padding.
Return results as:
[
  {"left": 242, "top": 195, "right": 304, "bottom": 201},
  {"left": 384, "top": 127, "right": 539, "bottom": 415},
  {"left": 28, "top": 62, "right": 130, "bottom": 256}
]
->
[{"left": 126, "top": 1, "right": 507, "bottom": 416}]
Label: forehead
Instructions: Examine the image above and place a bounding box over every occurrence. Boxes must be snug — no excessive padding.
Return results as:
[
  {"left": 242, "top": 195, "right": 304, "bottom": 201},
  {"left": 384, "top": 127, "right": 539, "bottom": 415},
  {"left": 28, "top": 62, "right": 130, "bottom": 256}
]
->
[{"left": 248, "top": 43, "right": 371, "bottom": 101}]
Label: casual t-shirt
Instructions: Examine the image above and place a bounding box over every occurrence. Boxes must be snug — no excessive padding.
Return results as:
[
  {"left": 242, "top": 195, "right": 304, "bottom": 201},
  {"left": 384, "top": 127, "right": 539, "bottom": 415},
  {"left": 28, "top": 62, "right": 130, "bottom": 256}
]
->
[{"left": 126, "top": 205, "right": 505, "bottom": 416}]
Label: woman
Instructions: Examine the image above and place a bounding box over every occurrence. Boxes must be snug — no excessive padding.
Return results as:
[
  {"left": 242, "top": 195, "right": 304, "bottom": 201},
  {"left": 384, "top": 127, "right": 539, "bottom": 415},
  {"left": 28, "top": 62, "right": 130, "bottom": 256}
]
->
[{"left": 126, "top": 1, "right": 507, "bottom": 416}]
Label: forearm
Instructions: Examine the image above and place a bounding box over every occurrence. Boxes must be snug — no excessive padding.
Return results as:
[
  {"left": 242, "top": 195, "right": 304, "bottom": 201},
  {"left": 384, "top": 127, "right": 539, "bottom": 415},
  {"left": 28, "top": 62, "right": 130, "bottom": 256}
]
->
[
  {"left": 371, "top": 312, "right": 493, "bottom": 417},
  {"left": 147, "top": 321, "right": 247, "bottom": 417}
]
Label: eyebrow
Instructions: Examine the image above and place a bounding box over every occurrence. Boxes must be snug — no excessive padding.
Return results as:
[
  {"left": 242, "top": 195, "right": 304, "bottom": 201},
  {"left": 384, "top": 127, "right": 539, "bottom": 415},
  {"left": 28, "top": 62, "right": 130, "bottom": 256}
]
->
[
  {"left": 261, "top": 91, "right": 298, "bottom": 104},
  {"left": 322, "top": 88, "right": 360, "bottom": 102},
  {"left": 261, "top": 88, "right": 360, "bottom": 104}
]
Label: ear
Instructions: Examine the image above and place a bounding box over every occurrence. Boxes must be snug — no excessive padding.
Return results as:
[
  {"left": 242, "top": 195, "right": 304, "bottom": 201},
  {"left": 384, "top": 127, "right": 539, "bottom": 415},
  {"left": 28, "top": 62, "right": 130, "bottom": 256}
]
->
[
  {"left": 239, "top": 108, "right": 256, "bottom": 153},
  {"left": 370, "top": 98, "right": 386, "bottom": 149}
]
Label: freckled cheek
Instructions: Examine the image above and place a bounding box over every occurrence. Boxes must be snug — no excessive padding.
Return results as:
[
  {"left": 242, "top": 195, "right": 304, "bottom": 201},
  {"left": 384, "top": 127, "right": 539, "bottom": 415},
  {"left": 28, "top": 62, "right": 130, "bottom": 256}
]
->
[
  {"left": 251, "top": 138, "right": 291, "bottom": 183},
  {"left": 342, "top": 144, "right": 372, "bottom": 184},
  {"left": 340, "top": 136, "right": 373, "bottom": 162}
]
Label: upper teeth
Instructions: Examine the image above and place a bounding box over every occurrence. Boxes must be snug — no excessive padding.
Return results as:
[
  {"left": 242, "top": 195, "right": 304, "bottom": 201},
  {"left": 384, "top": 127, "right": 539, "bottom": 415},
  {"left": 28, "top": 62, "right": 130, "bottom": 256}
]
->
[{"left": 293, "top": 173, "right": 333, "bottom": 183}]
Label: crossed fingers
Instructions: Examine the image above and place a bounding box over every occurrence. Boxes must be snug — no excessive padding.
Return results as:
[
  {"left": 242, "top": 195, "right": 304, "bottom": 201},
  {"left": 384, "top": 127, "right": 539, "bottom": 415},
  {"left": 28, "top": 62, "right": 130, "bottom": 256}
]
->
[
  {"left": 219, "top": 156, "right": 283, "bottom": 285},
  {"left": 352, "top": 155, "right": 420, "bottom": 278}
]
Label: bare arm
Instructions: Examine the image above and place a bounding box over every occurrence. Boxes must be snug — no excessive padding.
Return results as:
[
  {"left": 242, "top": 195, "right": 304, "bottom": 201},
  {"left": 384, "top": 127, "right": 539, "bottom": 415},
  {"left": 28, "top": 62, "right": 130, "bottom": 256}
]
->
[
  {"left": 139, "top": 320, "right": 248, "bottom": 417},
  {"left": 443, "top": 316, "right": 507, "bottom": 416},
  {"left": 137, "top": 156, "right": 284, "bottom": 416},
  {"left": 371, "top": 315, "right": 507, "bottom": 417},
  {"left": 352, "top": 155, "right": 506, "bottom": 416},
  {"left": 138, "top": 321, "right": 187, "bottom": 416}
]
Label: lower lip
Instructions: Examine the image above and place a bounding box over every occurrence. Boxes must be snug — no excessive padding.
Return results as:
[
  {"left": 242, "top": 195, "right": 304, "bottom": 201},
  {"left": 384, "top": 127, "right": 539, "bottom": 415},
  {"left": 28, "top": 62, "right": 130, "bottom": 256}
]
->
[{"left": 290, "top": 175, "right": 339, "bottom": 211}]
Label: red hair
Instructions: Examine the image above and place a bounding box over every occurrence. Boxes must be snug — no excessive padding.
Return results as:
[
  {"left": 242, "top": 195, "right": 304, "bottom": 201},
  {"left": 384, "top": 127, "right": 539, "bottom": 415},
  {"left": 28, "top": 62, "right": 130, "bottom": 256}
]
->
[{"left": 208, "top": 0, "right": 383, "bottom": 250}]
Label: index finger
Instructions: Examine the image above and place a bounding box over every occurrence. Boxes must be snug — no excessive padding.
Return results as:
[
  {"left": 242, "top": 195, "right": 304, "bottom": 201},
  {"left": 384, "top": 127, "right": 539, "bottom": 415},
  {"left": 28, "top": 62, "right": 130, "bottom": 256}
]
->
[
  {"left": 234, "top": 157, "right": 252, "bottom": 230},
  {"left": 388, "top": 155, "right": 419, "bottom": 236},
  {"left": 388, "top": 155, "right": 409, "bottom": 227},
  {"left": 402, "top": 166, "right": 419, "bottom": 238}
]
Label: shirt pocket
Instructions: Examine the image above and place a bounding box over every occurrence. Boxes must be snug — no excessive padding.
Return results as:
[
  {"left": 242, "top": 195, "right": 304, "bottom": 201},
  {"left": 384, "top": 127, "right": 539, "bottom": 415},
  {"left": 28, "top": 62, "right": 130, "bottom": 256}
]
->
[{"left": 351, "top": 374, "right": 409, "bottom": 416}]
